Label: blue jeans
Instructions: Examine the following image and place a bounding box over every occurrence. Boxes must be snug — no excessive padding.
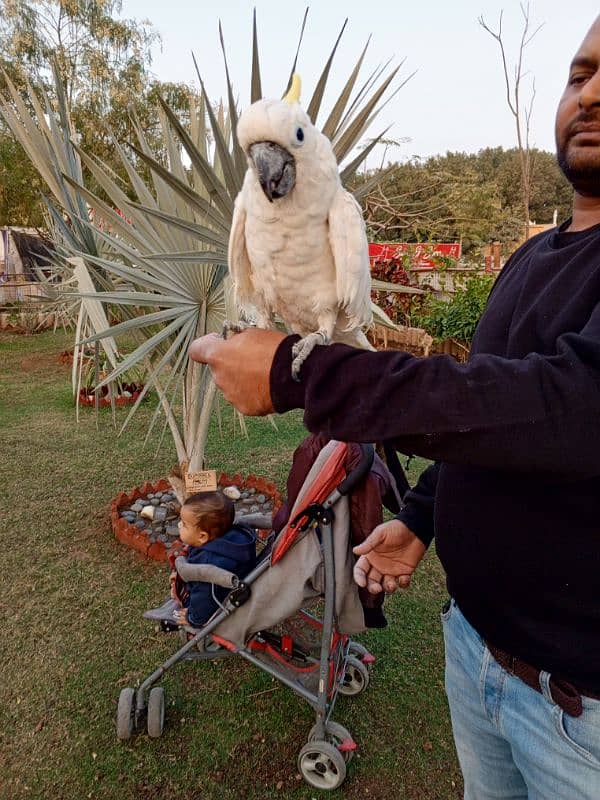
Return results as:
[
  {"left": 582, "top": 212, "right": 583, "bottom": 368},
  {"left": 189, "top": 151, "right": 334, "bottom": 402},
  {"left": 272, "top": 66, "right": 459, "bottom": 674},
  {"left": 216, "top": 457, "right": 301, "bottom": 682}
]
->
[{"left": 442, "top": 598, "right": 600, "bottom": 799}]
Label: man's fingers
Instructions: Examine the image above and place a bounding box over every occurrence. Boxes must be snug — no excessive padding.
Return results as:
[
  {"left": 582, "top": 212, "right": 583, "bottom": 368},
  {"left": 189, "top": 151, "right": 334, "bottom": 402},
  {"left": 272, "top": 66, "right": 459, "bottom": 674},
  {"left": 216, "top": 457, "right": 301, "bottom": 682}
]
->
[
  {"left": 353, "top": 555, "right": 387, "bottom": 594},
  {"left": 189, "top": 332, "right": 222, "bottom": 365},
  {"left": 353, "top": 556, "right": 382, "bottom": 587},
  {"left": 355, "top": 566, "right": 409, "bottom": 595},
  {"left": 365, "top": 566, "right": 383, "bottom": 595},
  {"left": 353, "top": 556, "right": 369, "bottom": 587}
]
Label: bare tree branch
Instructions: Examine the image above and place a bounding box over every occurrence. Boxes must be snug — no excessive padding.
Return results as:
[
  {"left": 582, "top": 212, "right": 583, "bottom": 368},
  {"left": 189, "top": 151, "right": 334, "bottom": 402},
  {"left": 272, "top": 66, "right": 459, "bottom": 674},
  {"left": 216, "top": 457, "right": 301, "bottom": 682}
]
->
[{"left": 479, "top": 3, "right": 544, "bottom": 233}]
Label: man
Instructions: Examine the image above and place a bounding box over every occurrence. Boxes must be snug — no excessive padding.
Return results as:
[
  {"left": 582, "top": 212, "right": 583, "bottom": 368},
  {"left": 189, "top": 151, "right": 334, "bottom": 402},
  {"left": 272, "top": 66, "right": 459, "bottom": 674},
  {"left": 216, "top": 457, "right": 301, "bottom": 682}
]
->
[{"left": 190, "top": 16, "right": 600, "bottom": 799}]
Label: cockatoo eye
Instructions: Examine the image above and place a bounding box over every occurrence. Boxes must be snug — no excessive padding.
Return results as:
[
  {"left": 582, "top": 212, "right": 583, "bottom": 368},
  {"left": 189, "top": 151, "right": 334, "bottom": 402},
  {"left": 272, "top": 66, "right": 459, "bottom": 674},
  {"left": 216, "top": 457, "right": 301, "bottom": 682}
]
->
[{"left": 295, "top": 127, "right": 304, "bottom": 143}]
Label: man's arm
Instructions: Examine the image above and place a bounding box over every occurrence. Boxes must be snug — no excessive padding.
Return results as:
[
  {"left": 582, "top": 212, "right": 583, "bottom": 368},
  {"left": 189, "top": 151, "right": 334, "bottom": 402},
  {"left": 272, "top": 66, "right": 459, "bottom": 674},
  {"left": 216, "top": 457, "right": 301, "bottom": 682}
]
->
[
  {"left": 395, "top": 462, "right": 440, "bottom": 548},
  {"left": 268, "top": 310, "right": 600, "bottom": 478},
  {"left": 189, "top": 299, "right": 600, "bottom": 478}
]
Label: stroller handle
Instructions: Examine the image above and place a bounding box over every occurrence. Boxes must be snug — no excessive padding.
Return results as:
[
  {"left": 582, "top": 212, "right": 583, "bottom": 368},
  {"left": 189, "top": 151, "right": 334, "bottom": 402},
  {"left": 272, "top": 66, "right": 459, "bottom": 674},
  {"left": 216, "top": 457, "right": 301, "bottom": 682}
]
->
[{"left": 337, "top": 443, "right": 375, "bottom": 496}]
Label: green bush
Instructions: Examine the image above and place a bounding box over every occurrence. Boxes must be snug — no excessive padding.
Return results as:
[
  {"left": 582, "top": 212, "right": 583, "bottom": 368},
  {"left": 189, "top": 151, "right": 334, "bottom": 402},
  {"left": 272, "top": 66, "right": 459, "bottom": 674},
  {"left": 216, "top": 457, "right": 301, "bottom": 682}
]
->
[{"left": 414, "top": 273, "right": 495, "bottom": 344}]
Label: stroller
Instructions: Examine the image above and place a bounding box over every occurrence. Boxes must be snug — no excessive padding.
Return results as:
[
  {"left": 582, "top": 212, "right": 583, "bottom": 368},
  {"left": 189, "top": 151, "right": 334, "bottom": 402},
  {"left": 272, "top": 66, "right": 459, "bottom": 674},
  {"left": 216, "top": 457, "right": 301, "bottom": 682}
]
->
[{"left": 116, "top": 441, "right": 379, "bottom": 791}]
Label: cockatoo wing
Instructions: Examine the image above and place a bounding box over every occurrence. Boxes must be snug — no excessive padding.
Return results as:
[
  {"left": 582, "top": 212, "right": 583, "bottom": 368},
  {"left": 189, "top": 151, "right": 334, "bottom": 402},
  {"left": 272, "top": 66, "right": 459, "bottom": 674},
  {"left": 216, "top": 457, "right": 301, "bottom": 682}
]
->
[
  {"left": 328, "top": 186, "right": 372, "bottom": 329},
  {"left": 228, "top": 194, "right": 255, "bottom": 309}
]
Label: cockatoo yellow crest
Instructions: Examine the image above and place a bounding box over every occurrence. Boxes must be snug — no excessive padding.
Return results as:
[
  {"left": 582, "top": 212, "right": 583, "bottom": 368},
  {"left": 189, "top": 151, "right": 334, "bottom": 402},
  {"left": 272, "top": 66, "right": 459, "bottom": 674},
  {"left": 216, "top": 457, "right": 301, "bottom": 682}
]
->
[
  {"left": 229, "top": 74, "right": 373, "bottom": 378},
  {"left": 283, "top": 74, "right": 301, "bottom": 104}
]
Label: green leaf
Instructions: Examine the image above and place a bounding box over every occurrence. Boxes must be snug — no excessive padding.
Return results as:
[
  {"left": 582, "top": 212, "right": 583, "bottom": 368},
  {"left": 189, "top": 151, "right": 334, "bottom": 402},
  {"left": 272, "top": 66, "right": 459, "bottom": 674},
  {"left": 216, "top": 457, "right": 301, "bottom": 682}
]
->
[
  {"left": 251, "top": 9, "right": 262, "bottom": 103},
  {"left": 341, "top": 127, "right": 391, "bottom": 184},
  {"left": 306, "top": 20, "right": 347, "bottom": 124},
  {"left": 283, "top": 7, "right": 309, "bottom": 98},
  {"left": 157, "top": 95, "right": 233, "bottom": 219},
  {"left": 192, "top": 53, "right": 242, "bottom": 199},
  {"left": 128, "top": 143, "right": 229, "bottom": 234},
  {"left": 322, "top": 36, "right": 371, "bottom": 140},
  {"left": 334, "top": 66, "right": 401, "bottom": 163},
  {"left": 127, "top": 202, "right": 228, "bottom": 250},
  {"left": 218, "top": 21, "right": 246, "bottom": 178}
]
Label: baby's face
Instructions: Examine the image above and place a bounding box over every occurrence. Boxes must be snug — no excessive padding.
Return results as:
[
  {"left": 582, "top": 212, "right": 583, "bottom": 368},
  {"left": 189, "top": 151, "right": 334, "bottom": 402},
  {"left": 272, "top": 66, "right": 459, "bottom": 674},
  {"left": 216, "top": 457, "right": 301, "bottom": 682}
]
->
[{"left": 178, "top": 506, "right": 209, "bottom": 547}]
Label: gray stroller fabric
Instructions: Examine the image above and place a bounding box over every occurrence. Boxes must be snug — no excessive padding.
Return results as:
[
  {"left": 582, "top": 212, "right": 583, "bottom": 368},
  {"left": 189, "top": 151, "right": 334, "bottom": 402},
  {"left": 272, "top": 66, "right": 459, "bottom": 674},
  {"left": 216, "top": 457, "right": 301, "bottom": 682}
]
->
[{"left": 214, "top": 441, "right": 366, "bottom": 646}]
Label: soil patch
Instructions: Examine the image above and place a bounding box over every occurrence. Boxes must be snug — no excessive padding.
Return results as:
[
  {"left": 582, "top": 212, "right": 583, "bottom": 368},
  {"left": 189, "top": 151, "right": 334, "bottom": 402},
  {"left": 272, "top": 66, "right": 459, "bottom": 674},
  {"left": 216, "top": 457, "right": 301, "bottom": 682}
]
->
[{"left": 20, "top": 350, "right": 66, "bottom": 373}]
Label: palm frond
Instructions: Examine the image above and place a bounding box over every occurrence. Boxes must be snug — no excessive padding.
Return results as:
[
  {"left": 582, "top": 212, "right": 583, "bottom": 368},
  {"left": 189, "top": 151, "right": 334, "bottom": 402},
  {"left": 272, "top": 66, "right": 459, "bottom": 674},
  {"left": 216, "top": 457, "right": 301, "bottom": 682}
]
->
[
  {"left": 306, "top": 20, "right": 348, "bottom": 124},
  {"left": 251, "top": 9, "right": 263, "bottom": 102}
]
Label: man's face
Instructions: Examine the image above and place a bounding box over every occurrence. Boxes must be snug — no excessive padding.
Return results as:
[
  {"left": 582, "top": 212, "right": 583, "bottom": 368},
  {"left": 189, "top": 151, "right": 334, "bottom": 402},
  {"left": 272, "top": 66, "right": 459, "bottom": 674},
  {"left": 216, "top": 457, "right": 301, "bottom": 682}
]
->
[{"left": 556, "top": 17, "right": 600, "bottom": 196}]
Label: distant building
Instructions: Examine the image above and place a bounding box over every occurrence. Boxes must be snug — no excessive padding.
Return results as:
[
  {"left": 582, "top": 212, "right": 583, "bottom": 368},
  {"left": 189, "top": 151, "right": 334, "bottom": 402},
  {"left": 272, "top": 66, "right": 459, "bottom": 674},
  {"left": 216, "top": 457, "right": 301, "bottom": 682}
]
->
[
  {"left": 1, "top": 227, "right": 53, "bottom": 281},
  {"left": 526, "top": 222, "right": 556, "bottom": 239}
]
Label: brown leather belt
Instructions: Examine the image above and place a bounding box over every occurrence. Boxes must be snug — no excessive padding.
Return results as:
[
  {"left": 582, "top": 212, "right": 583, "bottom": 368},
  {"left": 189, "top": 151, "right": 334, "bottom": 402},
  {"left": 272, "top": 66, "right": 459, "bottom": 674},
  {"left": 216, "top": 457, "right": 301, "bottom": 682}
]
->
[{"left": 487, "top": 643, "right": 600, "bottom": 718}]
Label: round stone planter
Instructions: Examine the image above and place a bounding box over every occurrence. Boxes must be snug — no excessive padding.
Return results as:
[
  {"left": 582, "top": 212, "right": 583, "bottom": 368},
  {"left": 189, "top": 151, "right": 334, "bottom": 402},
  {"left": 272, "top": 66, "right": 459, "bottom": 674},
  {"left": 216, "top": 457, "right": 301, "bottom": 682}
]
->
[
  {"left": 79, "top": 384, "right": 144, "bottom": 407},
  {"left": 111, "top": 473, "right": 282, "bottom": 562}
]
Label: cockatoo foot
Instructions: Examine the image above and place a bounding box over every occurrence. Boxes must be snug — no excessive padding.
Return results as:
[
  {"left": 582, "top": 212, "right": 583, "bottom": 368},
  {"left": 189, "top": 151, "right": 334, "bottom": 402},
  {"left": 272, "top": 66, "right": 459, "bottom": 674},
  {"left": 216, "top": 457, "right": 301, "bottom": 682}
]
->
[
  {"left": 222, "top": 320, "right": 255, "bottom": 339},
  {"left": 291, "top": 330, "right": 330, "bottom": 381}
]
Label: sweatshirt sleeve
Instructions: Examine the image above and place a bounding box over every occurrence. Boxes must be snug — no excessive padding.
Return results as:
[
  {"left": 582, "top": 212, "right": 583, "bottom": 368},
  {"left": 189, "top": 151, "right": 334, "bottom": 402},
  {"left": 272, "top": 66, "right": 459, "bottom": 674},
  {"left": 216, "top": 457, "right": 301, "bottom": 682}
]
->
[
  {"left": 395, "top": 462, "right": 440, "bottom": 548},
  {"left": 270, "top": 302, "right": 600, "bottom": 478},
  {"left": 186, "top": 580, "right": 214, "bottom": 627}
]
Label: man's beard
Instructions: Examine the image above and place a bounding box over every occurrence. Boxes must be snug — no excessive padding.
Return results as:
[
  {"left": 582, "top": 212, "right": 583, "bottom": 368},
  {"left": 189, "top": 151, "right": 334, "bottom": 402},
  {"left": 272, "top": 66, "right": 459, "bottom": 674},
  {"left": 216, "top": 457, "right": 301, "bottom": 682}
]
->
[{"left": 557, "top": 113, "right": 600, "bottom": 197}]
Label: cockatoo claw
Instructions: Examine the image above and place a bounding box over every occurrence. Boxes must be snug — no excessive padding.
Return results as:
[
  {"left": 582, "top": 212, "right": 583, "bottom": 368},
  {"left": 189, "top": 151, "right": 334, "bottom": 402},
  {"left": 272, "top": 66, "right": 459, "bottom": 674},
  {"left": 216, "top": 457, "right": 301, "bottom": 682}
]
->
[
  {"left": 291, "top": 331, "right": 329, "bottom": 380},
  {"left": 222, "top": 319, "right": 255, "bottom": 339}
]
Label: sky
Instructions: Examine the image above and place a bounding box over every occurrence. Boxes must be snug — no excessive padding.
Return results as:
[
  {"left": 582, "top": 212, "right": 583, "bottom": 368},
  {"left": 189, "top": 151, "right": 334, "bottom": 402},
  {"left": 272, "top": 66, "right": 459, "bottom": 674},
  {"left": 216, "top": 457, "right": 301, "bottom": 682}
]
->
[{"left": 120, "top": 0, "right": 599, "bottom": 165}]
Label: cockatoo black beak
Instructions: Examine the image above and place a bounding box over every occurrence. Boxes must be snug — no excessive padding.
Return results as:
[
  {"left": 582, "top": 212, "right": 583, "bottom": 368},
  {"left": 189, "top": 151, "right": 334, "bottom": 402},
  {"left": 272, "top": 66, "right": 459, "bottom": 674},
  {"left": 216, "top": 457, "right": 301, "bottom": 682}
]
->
[{"left": 249, "top": 141, "right": 296, "bottom": 202}]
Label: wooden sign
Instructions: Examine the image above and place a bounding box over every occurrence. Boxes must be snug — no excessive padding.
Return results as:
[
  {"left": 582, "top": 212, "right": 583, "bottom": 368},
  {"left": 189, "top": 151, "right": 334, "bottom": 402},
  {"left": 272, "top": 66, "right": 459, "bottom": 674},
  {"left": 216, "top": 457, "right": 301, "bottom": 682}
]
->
[{"left": 185, "top": 469, "right": 218, "bottom": 495}]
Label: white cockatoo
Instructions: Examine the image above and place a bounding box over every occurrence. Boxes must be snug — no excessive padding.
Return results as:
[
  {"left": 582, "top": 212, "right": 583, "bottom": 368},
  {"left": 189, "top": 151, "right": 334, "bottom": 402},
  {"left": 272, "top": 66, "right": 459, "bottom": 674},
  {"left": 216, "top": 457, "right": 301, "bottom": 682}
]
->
[{"left": 229, "top": 74, "right": 374, "bottom": 379}]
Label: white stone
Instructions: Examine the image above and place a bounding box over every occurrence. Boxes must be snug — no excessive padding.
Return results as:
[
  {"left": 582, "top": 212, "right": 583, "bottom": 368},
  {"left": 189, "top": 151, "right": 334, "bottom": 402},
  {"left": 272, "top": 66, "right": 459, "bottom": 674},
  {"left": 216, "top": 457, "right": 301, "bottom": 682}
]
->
[
  {"left": 140, "top": 505, "right": 155, "bottom": 520},
  {"left": 222, "top": 485, "right": 241, "bottom": 501}
]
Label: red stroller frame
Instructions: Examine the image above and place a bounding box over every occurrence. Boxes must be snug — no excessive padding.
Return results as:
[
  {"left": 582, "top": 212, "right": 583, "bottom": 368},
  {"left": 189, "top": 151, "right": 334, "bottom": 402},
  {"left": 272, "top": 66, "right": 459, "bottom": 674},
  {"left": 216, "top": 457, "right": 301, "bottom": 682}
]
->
[{"left": 116, "top": 442, "right": 376, "bottom": 791}]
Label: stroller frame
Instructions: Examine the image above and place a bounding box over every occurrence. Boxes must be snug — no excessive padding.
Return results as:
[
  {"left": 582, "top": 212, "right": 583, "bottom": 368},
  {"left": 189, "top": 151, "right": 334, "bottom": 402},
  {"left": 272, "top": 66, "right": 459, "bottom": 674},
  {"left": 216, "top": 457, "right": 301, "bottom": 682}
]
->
[{"left": 117, "top": 443, "right": 376, "bottom": 791}]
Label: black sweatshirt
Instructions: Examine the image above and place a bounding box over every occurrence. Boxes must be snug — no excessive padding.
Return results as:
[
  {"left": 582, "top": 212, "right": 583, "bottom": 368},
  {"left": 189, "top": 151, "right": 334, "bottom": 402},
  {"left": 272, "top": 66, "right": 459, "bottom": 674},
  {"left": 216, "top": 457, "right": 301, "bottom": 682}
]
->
[{"left": 270, "top": 222, "right": 600, "bottom": 692}]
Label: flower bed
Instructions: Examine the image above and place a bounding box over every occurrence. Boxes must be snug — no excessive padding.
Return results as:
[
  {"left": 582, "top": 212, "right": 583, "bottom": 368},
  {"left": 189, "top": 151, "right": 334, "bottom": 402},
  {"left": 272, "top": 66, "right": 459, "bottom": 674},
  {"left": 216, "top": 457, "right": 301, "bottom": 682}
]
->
[
  {"left": 111, "top": 473, "right": 282, "bottom": 562},
  {"left": 78, "top": 383, "right": 144, "bottom": 407}
]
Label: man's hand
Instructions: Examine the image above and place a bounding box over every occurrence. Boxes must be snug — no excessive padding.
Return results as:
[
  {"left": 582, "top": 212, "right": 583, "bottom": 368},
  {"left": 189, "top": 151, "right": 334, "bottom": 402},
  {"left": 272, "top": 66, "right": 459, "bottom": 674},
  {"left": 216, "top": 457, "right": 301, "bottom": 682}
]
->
[
  {"left": 353, "top": 519, "right": 426, "bottom": 595},
  {"left": 189, "top": 328, "right": 286, "bottom": 416}
]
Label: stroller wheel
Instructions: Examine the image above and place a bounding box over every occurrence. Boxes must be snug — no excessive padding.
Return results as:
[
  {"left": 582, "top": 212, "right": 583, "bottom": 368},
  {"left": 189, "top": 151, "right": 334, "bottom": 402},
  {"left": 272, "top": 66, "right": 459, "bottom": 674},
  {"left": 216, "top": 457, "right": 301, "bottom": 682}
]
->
[
  {"left": 348, "top": 641, "right": 371, "bottom": 664},
  {"left": 116, "top": 688, "right": 136, "bottom": 740},
  {"left": 339, "top": 655, "right": 370, "bottom": 696},
  {"left": 147, "top": 687, "right": 165, "bottom": 738},
  {"left": 298, "top": 740, "right": 347, "bottom": 790},
  {"left": 308, "top": 721, "right": 355, "bottom": 763}
]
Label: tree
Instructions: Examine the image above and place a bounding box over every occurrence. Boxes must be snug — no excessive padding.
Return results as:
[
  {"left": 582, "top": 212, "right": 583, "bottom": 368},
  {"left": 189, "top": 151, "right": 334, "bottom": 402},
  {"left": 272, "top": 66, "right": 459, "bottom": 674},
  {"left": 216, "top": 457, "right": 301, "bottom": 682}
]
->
[
  {"left": 355, "top": 146, "right": 570, "bottom": 257},
  {"left": 0, "top": 130, "right": 46, "bottom": 226},
  {"left": 0, "top": 0, "right": 194, "bottom": 224},
  {"left": 356, "top": 152, "right": 512, "bottom": 252},
  {"left": 479, "top": 3, "right": 544, "bottom": 236},
  {"left": 0, "top": 0, "right": 157, "bottom": 108}
]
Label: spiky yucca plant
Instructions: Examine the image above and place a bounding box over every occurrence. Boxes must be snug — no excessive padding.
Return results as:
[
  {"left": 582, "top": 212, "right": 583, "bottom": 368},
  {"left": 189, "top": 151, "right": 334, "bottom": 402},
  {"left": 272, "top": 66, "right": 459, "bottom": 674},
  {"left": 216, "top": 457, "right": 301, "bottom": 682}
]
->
[{"left": 1, "top": 10, "right": 411, "bottom": 490}]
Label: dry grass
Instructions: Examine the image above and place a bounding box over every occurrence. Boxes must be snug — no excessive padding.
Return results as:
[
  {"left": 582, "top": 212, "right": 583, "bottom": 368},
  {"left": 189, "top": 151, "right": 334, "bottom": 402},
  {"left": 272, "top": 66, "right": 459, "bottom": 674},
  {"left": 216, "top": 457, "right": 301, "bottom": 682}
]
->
[{"left": 0, "top": 330, "right": 461, "bottom": 800}]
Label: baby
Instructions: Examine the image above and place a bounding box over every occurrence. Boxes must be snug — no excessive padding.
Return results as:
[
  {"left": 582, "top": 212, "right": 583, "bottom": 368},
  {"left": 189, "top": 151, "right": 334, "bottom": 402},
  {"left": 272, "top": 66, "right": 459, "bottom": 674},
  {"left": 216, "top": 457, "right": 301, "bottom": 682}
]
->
[{"left": 174, "top": 491, "right": 256, "bottom": 627}]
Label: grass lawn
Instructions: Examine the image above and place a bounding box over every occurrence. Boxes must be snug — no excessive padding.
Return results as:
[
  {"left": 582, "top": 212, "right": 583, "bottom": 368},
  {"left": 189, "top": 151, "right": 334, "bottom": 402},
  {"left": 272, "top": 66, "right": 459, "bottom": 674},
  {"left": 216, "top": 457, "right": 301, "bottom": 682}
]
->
[{"left": 0, "top": 330, "right": 461, "bottom": 800}]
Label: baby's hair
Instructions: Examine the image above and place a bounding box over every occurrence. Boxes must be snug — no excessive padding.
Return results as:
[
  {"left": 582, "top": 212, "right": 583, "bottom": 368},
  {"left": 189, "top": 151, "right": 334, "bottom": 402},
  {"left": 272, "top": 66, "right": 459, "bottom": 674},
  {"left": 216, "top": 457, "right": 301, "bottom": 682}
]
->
[{"left": 183, "top": 491, "right": 235, "bottom": 541}]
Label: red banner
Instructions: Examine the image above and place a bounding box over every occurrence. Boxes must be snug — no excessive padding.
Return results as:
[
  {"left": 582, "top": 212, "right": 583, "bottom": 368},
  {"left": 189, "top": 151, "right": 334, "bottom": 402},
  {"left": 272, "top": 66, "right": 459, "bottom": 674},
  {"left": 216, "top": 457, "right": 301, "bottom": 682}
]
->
[{"left": 369, "top": 242, "right": 461, "bottom": 269}]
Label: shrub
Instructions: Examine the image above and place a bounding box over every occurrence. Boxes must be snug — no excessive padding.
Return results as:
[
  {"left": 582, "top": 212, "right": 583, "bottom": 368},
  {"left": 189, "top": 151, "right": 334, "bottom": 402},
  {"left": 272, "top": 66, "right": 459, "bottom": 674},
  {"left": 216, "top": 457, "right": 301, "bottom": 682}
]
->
[
  {"left": 370, "top": 255, "right": 423, "bottom": 326},
  {"left": 413, "top": 273, "right": 495, "bottom": 344}
]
